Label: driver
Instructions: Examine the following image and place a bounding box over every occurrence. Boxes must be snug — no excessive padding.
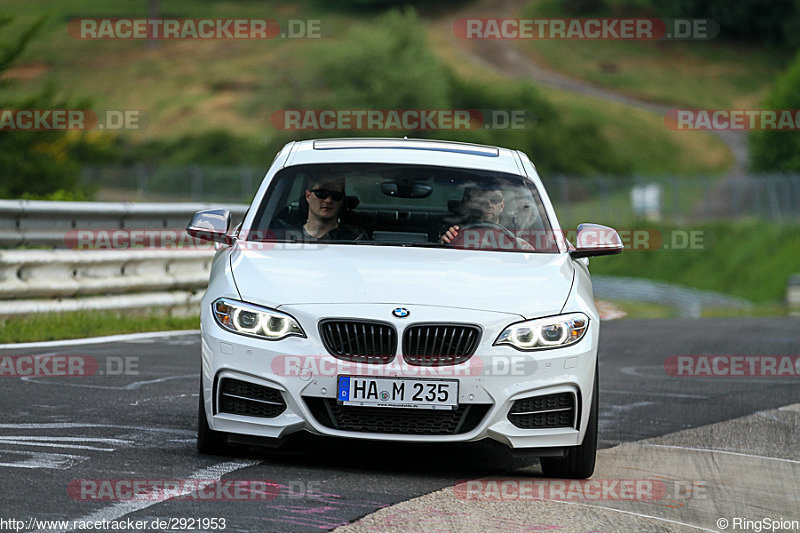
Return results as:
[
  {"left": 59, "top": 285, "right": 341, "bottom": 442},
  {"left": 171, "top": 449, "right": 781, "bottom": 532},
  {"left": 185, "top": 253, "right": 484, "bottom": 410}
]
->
[{"left": 439, "top": 187, "right": 533, "bottom": 250}]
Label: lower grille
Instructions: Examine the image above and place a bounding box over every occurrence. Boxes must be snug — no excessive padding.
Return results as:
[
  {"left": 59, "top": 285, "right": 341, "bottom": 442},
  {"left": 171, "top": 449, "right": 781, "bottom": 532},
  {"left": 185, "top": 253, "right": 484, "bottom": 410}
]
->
[
  {"left": 402, "top": 323, "right": 481, "bottom": 366},
  {"left": 304, "top": 397, "right": 490, "bottom": 435},
  {"left": 218, "top": 378, "right": 286, "bottom": 418},
  {"left": 319, "top": 319, "right": 397, "bottom": 364},
  {"left": 508, "top": 392, "right": 575, "bottom": 429}
]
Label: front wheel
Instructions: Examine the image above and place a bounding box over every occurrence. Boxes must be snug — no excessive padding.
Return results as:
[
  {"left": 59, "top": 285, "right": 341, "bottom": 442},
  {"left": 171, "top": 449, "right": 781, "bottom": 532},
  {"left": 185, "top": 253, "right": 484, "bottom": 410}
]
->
[
  {"left": 540, "top": 368, "right": 598, "bottom": 479},
  {"left": 197, "top": 382, "right": 229, "bottom": 455}
]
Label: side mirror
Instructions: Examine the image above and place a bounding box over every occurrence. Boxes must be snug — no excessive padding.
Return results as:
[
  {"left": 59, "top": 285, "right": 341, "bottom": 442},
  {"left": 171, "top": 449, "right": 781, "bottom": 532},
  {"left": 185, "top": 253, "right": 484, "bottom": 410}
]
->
[
  {"left": 186, "top": 209, "right": 234, "bottom": 245},
  {"left": 570, "top": 223, "right": 623, "bottom": 259}
]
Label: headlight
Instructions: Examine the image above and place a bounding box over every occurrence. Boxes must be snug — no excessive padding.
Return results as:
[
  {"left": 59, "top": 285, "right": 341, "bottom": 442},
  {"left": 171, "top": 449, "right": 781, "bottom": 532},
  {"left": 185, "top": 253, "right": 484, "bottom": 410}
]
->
[
  {"left": 212, "top": 298, "right": 305, "bottom": 340},
  {"left": 495, "top": 313, "right": 588, "bottom": 351}
]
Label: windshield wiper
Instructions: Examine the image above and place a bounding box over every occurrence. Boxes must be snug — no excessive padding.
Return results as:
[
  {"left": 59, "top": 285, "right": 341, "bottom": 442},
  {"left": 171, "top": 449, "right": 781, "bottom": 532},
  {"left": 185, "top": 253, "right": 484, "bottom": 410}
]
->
[
  {"left": 402, "top": 242, "right": 444, "bottom": 248},
  {"left": 356, "top": 241, "right": 444, "bottom": 248}
]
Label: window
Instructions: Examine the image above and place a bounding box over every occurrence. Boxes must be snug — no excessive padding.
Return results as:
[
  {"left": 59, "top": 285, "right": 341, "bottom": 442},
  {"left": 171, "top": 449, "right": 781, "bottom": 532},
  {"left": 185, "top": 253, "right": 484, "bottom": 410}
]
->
[{"left": 247, "top": 163, "right": 559, "bottom": 252}]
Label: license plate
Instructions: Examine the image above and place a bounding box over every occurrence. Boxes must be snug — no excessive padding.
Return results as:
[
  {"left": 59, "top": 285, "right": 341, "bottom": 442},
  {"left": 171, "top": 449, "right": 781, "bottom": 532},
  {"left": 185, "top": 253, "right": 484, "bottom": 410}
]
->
[{"left": 337, "top": 376, "right": 458, "bottom": 410}]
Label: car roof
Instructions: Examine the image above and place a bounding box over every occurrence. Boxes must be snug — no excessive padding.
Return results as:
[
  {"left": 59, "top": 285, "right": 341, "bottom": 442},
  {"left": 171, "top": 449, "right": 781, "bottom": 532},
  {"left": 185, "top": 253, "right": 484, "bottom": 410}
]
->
[{"left": 285, "top": 137, "right": 526, "bottom": 175}]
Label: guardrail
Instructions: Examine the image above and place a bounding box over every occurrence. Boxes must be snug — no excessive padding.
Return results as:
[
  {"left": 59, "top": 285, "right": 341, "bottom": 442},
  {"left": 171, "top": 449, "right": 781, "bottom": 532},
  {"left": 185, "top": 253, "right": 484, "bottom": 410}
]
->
[
  {"left": 0, "top": 249, "right": 214, "bottom": 317},
  {"left": 0, "top": 199, "right": 248, "bottom": 248},
  {"left": 592, "top": 276, "right": 752, "bottom": 318},
  {"left": 0, "top": 249, "right": 213, "bottom": 299},
  {"left": 0, "top": 200, "right": 247, "bottom": 316}
]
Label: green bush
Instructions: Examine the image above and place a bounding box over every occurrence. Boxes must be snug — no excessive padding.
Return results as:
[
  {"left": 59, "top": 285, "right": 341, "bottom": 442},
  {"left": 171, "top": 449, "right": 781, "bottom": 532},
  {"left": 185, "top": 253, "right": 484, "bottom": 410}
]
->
[
  {"left": 315, "top": 9, "right": 450, "bottom": 109},
  {"left": 134, "top": 130, "right": 269, "bottom": 167},
  {"left": 749, "top": 50, "right": 800, "bottom": 172},
  {"left": 655, "top": 0, "right": 800, "bottom": 50},
  {"left": 552, "top": 0, "right": 800, "bottom": 50}
]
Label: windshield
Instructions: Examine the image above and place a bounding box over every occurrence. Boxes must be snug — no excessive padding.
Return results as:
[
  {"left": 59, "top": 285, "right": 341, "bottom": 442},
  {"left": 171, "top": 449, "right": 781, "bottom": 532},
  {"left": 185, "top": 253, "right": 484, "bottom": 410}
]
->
[{"left": 247, "top": 163, "right": 560, "bottom": 253}]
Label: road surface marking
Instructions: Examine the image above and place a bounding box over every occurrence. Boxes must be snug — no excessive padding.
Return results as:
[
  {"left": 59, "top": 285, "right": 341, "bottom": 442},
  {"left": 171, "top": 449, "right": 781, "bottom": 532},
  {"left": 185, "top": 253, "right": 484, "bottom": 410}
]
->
[
  {"left": 0, "top": 330, "right": 199, "bottom": 350},
  {"left": 644, "top": 443, "right": 800, "bottom": 464},
  {"left": 48, "top": 459, "right": 260, "bottom": 533}
]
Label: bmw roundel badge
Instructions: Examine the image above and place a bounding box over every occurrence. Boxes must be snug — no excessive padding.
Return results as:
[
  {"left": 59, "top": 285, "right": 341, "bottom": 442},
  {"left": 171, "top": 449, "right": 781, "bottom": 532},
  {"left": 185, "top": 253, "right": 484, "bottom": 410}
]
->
[{"left": 392, "top": 307, "right": 410, "bottom": 318}]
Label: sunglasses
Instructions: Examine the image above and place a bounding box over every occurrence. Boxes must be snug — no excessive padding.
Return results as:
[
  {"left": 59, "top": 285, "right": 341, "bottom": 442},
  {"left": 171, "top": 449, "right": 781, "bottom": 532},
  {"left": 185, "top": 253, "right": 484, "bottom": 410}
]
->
[
  {"left": 467, "top": 193, "right": 504, "bottom": 205},
  {"left": 309, "top": 188, "right": 345, "bottom": 201}
]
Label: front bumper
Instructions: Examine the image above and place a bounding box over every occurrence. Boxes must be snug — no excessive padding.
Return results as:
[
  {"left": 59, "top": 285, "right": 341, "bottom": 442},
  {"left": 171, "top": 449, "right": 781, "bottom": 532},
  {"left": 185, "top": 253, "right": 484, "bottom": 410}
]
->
[{"left": 200, "top": 304, "right": 598, "bottom": 451}]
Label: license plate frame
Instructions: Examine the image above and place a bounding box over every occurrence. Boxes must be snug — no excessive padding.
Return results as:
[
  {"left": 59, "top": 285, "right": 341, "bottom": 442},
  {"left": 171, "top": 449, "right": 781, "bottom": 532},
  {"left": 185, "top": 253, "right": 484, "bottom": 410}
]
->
[{"left": 336, "top": 376, "right": 459, "bottom": 410}]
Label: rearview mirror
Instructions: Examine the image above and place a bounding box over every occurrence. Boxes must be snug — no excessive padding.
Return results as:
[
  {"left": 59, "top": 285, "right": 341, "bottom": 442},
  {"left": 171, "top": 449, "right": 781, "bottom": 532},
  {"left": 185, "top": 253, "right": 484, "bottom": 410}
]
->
[
  {"left": 569, "top": 223, "right": 623, "bottom": 259},
  {"left": 186, "top": 209, "right": 234, "bottom": 245},
  {"left": 381, "top": 179, "right": 433, "bottom": 199}
]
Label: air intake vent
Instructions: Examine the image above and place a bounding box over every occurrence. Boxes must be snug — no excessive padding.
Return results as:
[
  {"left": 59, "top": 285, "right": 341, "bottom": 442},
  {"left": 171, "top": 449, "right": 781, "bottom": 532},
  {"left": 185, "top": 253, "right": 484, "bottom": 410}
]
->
[
  {"left": 217, "top": 378, "right": 286, "bottom": 418},
  {"left": 319, "top": 320, "right": 397, "bottom": 364},
  {"left": 402, "top": 323, "right": 481, "bottom": 366},
  {"left": 508, "top": 392, "right": 575, "bottom": 429},
  {"left": 304, "top": 397, "right": 490, "bottom": 435}
]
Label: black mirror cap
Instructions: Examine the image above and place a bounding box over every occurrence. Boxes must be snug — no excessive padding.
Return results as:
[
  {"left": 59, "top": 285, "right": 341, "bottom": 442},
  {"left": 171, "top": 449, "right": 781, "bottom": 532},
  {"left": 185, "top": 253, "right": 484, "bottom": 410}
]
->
[
  {"left": 186, "top": 208, "right": 234, "bottom": 245},
  {"left": 570, "top": 247, "right": 623, "bottom": 259},
  {"left": 569, "top": 223, "right": 624, "bottom": 259}
]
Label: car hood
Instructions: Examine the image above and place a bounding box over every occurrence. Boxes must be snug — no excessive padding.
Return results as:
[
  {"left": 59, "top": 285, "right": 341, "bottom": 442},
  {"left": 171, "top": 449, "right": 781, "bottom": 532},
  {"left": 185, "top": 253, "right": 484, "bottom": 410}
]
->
[{"left": 230, "top": 242, "right": 575, "bottom": 318}]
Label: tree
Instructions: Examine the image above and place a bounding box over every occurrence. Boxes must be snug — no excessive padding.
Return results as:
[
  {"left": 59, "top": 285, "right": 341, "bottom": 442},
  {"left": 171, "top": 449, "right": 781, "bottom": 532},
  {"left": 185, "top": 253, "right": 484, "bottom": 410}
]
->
[
  {"left": 0, "top": 17, "right": 99, "bottom": 199},
  {"left": 749, "top": 50, "right": 800, "bottom": 172}
]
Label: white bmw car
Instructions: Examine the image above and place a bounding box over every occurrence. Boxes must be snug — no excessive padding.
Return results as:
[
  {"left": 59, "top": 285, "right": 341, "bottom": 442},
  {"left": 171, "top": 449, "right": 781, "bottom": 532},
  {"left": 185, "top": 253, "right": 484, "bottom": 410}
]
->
[{"left": 189, "top": 138, "right": 622, "bottom": 479}]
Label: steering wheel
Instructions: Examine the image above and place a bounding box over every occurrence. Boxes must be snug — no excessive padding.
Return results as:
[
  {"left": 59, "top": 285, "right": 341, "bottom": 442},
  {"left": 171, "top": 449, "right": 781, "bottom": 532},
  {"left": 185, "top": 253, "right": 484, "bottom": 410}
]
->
[{"left": 448, "top": 222, "right": 522, "bottom": 250}]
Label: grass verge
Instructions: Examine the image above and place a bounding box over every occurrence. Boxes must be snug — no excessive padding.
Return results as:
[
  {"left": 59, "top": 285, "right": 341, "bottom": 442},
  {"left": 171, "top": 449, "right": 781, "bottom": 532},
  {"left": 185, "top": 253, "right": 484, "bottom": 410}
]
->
[
  {"left": 0, "top": 310, "right": 199, "bottom": 344},
  {"left": 603, "top": 300, "right": 790, "bottom": 319},
  {"left": 603, "top": 299, "right": 677, "bottom": 319},
  {"left": 586, "top": 220, "right": 800, "bottom": 303}
]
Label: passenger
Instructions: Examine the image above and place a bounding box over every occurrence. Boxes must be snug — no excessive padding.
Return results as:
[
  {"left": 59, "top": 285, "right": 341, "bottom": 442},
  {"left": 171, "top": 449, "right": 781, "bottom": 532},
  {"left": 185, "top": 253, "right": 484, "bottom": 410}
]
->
[
  {"left": 502, "top": 189, "right": 539, "bottom": 231},
  {"left": 300, "top": 175, "right": 367, "bottom": 241}
]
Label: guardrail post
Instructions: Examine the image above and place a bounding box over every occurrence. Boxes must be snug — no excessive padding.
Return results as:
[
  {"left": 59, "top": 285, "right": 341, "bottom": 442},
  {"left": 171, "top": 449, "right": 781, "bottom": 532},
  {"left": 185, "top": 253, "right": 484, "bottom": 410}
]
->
[{"left": 788, "top": 275, "right": 800, "bottom": 314}]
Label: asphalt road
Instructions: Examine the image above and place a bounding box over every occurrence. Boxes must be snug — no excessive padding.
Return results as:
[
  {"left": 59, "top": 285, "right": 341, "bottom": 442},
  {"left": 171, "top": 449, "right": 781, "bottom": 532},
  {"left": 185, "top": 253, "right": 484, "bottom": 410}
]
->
[{"left": 0, "top": 317, "right": 797, "bottom": 532}]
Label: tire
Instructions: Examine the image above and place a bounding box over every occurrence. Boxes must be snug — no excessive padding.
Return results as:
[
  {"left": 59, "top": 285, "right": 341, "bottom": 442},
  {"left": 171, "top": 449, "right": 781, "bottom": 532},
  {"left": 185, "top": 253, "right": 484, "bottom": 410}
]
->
[
  {"left": 197, "top": 381, "right": 229, "bottom": 455},
  {"left": 540, "top": 368, "right": 598, "bottom": 479}
]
